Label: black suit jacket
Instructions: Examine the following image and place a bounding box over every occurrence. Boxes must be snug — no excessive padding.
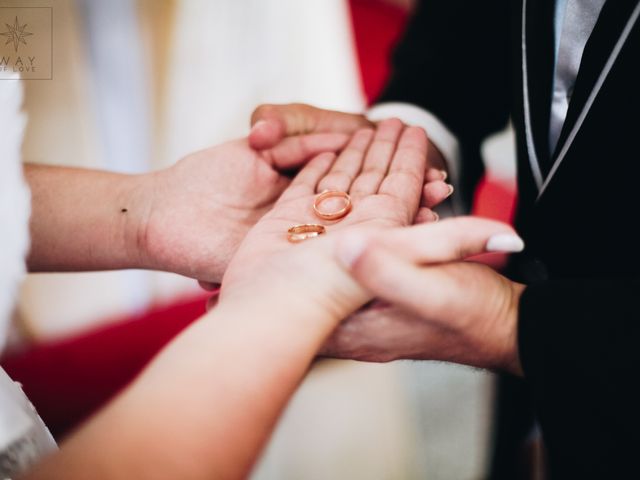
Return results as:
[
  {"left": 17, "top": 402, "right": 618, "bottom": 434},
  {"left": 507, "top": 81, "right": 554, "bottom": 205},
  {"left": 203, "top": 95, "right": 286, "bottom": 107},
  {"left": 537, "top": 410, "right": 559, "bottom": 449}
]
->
[{"left": 379, "top": 0, "right": 640, "bottom": 477}]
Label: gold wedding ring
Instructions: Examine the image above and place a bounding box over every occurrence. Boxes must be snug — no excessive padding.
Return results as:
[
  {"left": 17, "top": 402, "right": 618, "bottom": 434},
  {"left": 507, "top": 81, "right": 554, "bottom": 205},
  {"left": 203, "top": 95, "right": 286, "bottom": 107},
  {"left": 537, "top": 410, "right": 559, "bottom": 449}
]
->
[
  {"left": 313, "top": 190, "right": 352, "bottom": 221},
  {"left": 287, "top": 224, "right": 326, "bottom": 243}
]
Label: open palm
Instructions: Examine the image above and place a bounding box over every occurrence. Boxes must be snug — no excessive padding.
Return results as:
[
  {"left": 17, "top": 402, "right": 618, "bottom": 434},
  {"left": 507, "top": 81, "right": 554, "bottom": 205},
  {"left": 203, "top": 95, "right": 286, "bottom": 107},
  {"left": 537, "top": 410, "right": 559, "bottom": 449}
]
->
[
  {"left": 142, "top": 134, "right": 348, "bottom": 282},
  {"left": 223, "top": 120, "right": 429, "bottom": 291}
]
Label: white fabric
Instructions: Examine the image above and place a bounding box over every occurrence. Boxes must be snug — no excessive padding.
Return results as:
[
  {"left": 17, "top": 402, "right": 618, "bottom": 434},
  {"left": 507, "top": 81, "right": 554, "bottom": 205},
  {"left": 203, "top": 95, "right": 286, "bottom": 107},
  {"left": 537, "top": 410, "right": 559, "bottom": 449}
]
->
[
  {"left": 0, "top": 76, "right": 57, "bottom": 479},
  {"left": 0, "top": 368, "right": 57, "bottom": 478},
  {"left": 0, "top": 76, "right": 29, "bottom": 353},
  {"left": 549, "top": 0, "right": 606, "bottom": 154}
]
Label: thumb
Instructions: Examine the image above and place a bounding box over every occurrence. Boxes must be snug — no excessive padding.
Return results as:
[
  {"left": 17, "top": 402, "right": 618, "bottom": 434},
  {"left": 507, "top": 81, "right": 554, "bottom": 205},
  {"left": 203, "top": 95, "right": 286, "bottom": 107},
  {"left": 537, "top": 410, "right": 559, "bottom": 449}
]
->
[
  {"left": 336, "top": 240, "right": 445, "bottom": 316},
  {"left": 249, "top": 103, "right": 373, "bottom": 150},
  {"left": 334, "top": 218, "right": 523, "bottom": 317}
]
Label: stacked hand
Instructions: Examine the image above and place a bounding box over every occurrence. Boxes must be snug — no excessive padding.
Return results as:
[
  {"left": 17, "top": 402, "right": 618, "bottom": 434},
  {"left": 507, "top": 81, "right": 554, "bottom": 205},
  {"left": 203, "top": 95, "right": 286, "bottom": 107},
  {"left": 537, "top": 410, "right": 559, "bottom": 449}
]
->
[
  {"left": 250, "top": 103, "right": 454, "bottom": 212},
  {"left": 323, "top": 219, "right": 526, "bottom": 374},
  {"left": 240, "top": 103, "right": 527, "bottom": 374},
  {"left": 140, "top": 103, "right": 453, "bottom": 287},
  {"left": 145, "top": 100, "right": 526, "bottom": 376},
  {"left": 215, "top": 116, "right": 525, "bottom": 376},
  {"left": 221, "top": 122, "right": 431, "bottom": 313}
]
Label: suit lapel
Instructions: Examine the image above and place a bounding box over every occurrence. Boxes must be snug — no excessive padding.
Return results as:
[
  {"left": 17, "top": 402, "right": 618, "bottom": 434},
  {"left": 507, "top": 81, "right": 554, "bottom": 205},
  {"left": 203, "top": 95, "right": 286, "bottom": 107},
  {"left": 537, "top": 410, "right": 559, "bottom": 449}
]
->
[
  {"left": 521, "top": 0, "right": 556, "bottom": 190},
  {"left": 525, "top": 0, "right": 556, "bottom": 172},
  {"left": 539, "top": 0, "right": 640, "bottom": 199}
]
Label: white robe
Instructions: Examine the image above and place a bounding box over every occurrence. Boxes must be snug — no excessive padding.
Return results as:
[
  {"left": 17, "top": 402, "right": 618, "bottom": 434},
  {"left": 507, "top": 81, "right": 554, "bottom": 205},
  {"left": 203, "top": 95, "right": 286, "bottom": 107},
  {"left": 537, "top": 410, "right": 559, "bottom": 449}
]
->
[{"left": 0, "top": 77, "right": 56, "bottom": 478}]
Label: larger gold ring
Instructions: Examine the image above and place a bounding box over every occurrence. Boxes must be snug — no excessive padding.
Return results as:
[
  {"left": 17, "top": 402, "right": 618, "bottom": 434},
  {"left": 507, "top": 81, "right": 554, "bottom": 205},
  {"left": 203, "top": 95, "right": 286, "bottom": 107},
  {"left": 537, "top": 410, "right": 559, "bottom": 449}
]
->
[
  {"left": 287, "top": 224, "right": 326, "bottom": 243},
  {"left": 313, "top": 190, "right": 352, "bottom": 221}
]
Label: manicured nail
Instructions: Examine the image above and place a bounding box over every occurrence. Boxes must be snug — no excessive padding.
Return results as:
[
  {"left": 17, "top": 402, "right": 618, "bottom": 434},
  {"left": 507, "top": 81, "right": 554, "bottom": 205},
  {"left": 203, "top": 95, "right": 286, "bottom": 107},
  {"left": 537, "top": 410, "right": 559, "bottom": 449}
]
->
[
  {"left": 336, "top": 233, "right": 369, "bottom": 269},
  {"left": 445, "top": 184, "right": 454, "bottom": 198},
  {"left": 439, "top": 170, "right": 448, "bottom": 181},
  {"left": 486, "top": 234, "right": 525, "bottom": 253},
  {"left": 432, "top": 211, "right": 440, "bottom": 222}
]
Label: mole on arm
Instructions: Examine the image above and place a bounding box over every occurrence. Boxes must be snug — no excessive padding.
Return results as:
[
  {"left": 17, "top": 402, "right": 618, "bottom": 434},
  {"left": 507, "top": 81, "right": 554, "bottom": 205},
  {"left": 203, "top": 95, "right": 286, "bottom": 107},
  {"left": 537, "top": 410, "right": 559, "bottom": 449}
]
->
[{"left": 121, "top": 208, "right": 128, "bottom": 213}]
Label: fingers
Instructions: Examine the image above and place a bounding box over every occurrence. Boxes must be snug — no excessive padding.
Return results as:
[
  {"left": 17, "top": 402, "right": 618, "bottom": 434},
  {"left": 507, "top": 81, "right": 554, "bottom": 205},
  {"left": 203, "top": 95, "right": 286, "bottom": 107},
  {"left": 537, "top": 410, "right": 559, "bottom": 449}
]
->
[
  {"left": 263, "top": 133, "right": 350, "bottom": 170},
  {"left": 336, "top": 217, "right": 523, "bottom": 269},
  {"left": 425, "top": 167, "right": 448, "bottom": 182},
  {"left": 198, "top": 281, "right": 221, "bottom": 292},
  {"left": 250, "top": 104, "right": 316, "bottom": 150},
  {"left": 414, "top": 207, "right": 439, "bottom": 224},
  {"left": 377, "top": 126, "right": 428, "bottom": 215},
  {"left": 340, "top": 242, "right": 446, "bottom": 315},
  {"left": 277, "top": 152, "right": 336, "bottom": 203},
  {"left": 334, "top": 237, "right": 481, "bottom": 320},
  {"left": 349, "top": 118, "right": 404, "bottom": 198},
  {"left": 249, "top": 117, "right": 285, "bottom": 151},
  {"left": 316, "top": 128, "right": 374, "bottom": 193},
  {"left": 421, "top": 181, "right": 453, "bottom": 208},
  {"left": 249, "top": 103, "right": 373, "bottom": 150}
]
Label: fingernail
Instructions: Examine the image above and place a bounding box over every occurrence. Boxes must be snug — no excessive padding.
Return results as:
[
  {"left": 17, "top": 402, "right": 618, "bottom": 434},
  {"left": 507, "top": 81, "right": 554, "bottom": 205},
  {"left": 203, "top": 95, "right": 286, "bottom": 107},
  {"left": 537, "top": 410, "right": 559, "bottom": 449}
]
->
[
  {"left": 336, "top": 233, "right": 369, "bottom": 269},
  {"left": 445, "top": 184, "right": 454, "bottom": 198},
  {"left": 486, "top": 234, "right": 525, "bottom": 253},
  {"left": 432, "top": 211, "right": 440, "bottom": 222},
  {"left": 439, "top": 170, "right": 448, "bottom": 181},
  {"left": 251, "top": 119, "right": 268, "bottom": 132}
]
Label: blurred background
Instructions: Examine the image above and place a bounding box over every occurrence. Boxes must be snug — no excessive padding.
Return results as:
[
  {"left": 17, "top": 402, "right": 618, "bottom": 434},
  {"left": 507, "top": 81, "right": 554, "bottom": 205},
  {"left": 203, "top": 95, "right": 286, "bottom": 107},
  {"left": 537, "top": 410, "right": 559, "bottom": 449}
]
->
[{"left": 2, "top": 0, "right": 517, "bottom": 478}]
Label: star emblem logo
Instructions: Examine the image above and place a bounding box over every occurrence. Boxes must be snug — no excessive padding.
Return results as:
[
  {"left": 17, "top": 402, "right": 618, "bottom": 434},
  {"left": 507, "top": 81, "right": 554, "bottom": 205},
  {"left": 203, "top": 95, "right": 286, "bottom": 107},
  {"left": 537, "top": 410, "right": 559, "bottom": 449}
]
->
[{"left": 0, "top": 16, "right": 33, "bottom": 53}]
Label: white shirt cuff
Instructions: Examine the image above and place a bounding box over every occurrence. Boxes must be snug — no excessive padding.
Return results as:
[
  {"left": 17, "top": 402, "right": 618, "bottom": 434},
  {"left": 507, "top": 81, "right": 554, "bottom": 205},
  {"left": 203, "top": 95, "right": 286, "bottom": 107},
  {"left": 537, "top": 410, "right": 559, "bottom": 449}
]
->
[{"left": 367, "top": 102, "right": 463, "bottom": 215}]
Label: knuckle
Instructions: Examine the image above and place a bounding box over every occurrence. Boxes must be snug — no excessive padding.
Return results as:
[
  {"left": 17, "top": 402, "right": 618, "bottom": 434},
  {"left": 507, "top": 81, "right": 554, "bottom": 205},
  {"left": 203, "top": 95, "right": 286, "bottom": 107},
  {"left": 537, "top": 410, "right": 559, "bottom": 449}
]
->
[
  {"left": 251, "top": 103, "right": 276, "bottom": 122},
  {"left": 379, "top": 117, "right": 404, "bottom": 130}
]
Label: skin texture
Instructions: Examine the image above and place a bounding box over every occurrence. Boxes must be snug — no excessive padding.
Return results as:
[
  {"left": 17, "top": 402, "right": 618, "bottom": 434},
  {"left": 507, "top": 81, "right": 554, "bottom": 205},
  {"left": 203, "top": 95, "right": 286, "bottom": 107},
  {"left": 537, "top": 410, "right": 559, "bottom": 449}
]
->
[
  {"left": 223, "top": 123, "right": 431, "bottom": 293},
  {"left": 249, "top": 103, "right": 451, "bottom": 211},
  {"left": 325, "top": 219, "right": 526, "bottom": 375},
  {"left": 25, "top": 124, "right": 448, "bottom": 287},
  {"left": 24, "top": 133, "right": 350, "bottom": 283},
  {"left": 248, "top": 103, "right": 525, "bottom": 373}
]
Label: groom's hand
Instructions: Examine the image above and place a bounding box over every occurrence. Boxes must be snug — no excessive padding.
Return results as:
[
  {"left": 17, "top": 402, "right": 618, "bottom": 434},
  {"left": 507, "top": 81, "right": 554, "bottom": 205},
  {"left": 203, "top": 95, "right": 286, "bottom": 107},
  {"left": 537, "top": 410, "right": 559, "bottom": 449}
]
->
[
  {"left": 250, "top": 103, "right": 453, "bottom": 211},
  {"left": 250, "top": 103, "right": 374, "bottom": 150}
]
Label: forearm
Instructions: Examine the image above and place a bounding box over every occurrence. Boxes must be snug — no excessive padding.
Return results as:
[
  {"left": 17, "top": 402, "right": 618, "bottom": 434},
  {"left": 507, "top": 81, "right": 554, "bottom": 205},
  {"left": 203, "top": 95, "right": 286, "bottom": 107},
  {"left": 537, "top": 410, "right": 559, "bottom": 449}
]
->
[
  {"left": 25, "top": 164, "right": 150, "bottom": 272},
  {"left": 25, "top": 242, "right": 370, "bottom": 479}
]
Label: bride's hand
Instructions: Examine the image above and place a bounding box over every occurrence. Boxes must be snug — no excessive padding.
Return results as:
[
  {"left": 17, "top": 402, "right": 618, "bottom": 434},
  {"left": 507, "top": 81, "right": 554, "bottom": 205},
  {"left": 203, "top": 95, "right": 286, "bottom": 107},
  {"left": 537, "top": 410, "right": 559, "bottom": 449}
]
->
[{"left": 220, "top": 120, "right": 431, "bottom": 320}]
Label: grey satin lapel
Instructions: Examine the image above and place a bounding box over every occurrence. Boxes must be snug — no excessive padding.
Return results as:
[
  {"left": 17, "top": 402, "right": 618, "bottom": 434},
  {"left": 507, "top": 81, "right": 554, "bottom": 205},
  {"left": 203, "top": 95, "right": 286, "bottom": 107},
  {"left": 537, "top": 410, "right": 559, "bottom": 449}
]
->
[
  {"left": 521, "top": 0, "right": 544, "bottom": 191},
  {"left": 537, "top": 1, "right": 640, "bottom": 200}
]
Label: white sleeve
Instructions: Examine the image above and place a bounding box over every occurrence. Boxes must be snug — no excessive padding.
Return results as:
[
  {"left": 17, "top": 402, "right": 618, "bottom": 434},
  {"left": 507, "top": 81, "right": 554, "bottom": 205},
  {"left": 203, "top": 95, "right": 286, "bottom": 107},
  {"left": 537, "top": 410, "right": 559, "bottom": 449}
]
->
[{"left": 367, "top": 102, "right": 463, "bottom": 215}]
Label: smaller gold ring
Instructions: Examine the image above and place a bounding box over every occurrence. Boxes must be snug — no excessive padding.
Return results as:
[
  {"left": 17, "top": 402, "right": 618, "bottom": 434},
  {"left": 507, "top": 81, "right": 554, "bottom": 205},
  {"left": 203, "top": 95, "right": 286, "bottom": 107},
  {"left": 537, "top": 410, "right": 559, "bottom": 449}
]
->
[
  {"left": 287, "top": 224, "right": 326, "bottom": 243},
  {"left": 313, "top": 190, "right": 352, "bottom": 221}
]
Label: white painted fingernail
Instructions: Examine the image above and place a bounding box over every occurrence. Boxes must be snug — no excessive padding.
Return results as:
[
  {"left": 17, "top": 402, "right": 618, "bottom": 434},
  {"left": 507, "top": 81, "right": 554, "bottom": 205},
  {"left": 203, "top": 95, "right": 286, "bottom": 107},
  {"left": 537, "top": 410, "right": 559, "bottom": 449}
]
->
[
  {"left": 486, "top": 234, "right": 525, "bottom": 253},
  {"left": 336, "top": 233, "right": 369, "bottom": 269},
  {"left": 445, "top": 184, "right": 454, "bottom": 198},
  {"left": 439, "top": 170, "right": 448, "bottom": 181}
]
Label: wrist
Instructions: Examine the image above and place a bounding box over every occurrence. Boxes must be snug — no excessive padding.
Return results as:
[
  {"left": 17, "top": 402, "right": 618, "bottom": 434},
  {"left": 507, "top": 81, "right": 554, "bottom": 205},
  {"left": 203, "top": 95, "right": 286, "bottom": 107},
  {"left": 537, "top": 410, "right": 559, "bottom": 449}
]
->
[
  {"left": 118, "top": 172, "right": 156, "bottom": 270},
  {"left": 221, "top": 235, "right": 372, "bottom": 331},
  {"left": 504, "top": 282, "right": 526, "bottom": 376}
]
